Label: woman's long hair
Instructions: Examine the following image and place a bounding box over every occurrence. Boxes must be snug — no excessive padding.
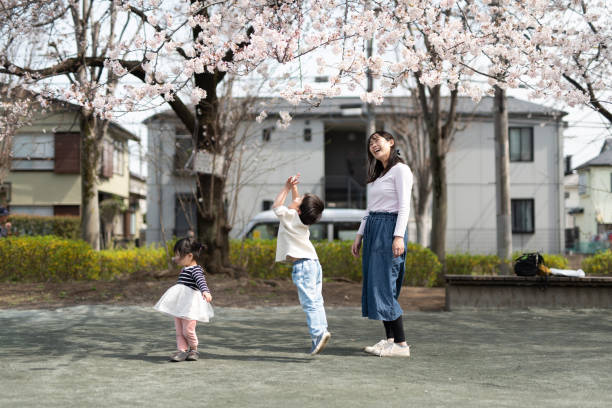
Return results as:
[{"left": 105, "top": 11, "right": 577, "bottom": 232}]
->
[{"left": 366, "top": 131, "right": 405, "bottom": 183}]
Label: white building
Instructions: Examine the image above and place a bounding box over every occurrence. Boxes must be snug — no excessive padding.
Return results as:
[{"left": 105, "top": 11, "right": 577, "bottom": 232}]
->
[
  {"left": 573, "top": 139, "right": 612, "bottom": 244},
  {"left": 144, "top": 96, "right": 567, "bottom": 254}
]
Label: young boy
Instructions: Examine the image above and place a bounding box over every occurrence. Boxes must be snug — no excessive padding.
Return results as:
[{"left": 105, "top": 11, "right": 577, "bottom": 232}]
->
[{"left": 273, "top": 173, "right": 331, "bottom": 355}]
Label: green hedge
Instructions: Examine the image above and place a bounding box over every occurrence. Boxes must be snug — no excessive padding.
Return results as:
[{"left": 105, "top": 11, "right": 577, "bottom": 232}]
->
[
  {"left": 2, "top": 236, "right": 577, "bottom": 285},
  {"left": 582, "top": 250, "right": 612, "bottom": 276},
  {"left": 8, "top": 215, "right": 80, "bottom": 240},
  {"left": 446, "top": 253, "right": 504, "bottom": 276},
  {"left": 230, "top": 240, "right": 442, "bottom": 287},
  {"left": 0, "top": 236, "right": 172, "bottom": 282}
]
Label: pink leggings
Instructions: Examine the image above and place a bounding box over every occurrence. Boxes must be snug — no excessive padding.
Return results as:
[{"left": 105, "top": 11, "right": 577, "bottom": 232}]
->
[{"left": 174, "top": 318, "right": 198, "bottom": 351}]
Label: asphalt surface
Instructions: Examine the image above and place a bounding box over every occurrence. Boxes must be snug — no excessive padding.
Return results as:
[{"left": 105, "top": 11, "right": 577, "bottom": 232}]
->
[{"left": 1, "top": 305, "right": 611, "bottom": 407}]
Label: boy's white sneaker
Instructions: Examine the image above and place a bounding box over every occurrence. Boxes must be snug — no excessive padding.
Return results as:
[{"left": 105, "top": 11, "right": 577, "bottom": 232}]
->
[
  {"left": 364, "top": 339, "right": 389, "bottom": 355},
  {"left": 375, "top": 343, "right": 411, "bottom": 358},
  {"left": 310, "top": 331, "right": 331, "bottom": 355}
]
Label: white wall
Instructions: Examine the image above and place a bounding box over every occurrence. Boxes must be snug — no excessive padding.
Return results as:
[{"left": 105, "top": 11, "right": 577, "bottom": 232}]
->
[
  {"left": 446, "top": 118, "right": 564, "bottom": 254},
  {"left": 575, "top": 166, "right": 612, "bottom": 238}
]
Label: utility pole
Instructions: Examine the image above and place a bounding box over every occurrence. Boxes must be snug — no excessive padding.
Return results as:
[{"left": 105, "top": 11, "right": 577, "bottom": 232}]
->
[{"left": 494, "top": 86, "right": 512, "bottom": 274}]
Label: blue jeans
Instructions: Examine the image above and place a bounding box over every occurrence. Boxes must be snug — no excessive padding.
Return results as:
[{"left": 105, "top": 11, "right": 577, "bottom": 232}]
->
[{"left": 292, "top": 259, "right": 328, "bottom": 340}]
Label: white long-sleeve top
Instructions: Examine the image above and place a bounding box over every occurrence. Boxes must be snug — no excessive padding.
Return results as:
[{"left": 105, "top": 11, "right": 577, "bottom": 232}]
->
[{"left": 357, "top": 162, "right": 413, "bottom": 237}]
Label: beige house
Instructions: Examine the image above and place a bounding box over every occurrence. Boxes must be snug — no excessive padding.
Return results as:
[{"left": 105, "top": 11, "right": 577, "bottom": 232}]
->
[
  {"left": 1, "top": 102, "right": 146, "bottom": 246},
  {"left": 573, "top": 138, "right": 612, "bottom": 246}
]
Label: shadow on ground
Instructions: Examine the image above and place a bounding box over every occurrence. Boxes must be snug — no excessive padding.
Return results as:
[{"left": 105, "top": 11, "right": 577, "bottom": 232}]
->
[{"left": 0, "top": 305, "right": 611, "bottom": 407}]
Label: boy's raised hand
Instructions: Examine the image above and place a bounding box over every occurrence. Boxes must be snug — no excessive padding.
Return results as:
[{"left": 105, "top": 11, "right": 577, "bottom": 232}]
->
[{"left": 284, "top": 173, "right": 301, "bottom": 189}]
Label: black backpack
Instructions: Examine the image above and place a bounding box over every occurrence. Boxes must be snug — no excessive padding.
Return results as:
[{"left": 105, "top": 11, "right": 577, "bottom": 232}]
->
[{"left": 514, "top": 252, "right": 545, "bottom": 277}]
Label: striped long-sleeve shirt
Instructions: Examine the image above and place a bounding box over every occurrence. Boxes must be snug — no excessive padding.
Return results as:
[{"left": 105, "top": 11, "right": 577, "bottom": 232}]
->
[{"left": 177, "top": 265, "right": 210, "bottom": 293}]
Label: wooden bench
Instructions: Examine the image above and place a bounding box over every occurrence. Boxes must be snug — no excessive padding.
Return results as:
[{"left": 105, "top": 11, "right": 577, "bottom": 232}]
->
[{"left": 445, "top": 275, "right": 612, "bottom": 310}]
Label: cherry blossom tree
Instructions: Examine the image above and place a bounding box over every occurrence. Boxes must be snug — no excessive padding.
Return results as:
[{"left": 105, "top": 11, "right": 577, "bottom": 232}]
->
[
  {"left": 1, "top": 0, "right": 607, "bottom": 266},
  {"left": 0, "top": 0, "right": 142, "bottom": 249}
]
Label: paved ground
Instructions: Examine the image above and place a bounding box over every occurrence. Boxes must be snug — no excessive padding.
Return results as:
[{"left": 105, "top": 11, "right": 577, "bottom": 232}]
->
[{"left": 1, "top": 306, "right": 611, "bottom": 407}]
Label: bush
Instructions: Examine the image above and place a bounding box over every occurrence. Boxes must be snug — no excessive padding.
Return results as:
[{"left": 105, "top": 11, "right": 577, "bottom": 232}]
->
[
  {"left": 0, "top": 236, "right": 99, "bottom": 281},
  {"left": 582, "top": 250, "right": 612, "bottom": 276},
  {"left": 229, "top": 239, "right": 292, "bottom": 279},
  {"left": 541, "top": 253, "right": 569, "bottom": 269},
  {"left": 446, "top": 253, "right": 502, "bottom": 276},
  {"left": 98, "top": 246, "right": 171, "bottom": 280},
  {"left": 9, "top": 214, "right": 80, "bottom": 239},
  {"left": 0, "top": 236, "right": 173, "bottom": 282},
  {"left": 314, "top": 240, "right": 362, "bottom": 281},
  {"left": 404, "top": 243, "right": 442, "bottom": 287}
]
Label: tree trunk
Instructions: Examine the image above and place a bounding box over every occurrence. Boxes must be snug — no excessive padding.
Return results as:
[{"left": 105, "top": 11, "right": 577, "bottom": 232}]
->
[
  {"left": 80, "top": 111, "right": 100, "bottom": 250},
  {"left": 196, "top": 173, "right": 232, "bottom": 275},
  {"left": 429, "top": 136, "right": 447, "bottom": 263},
  {"left": 414, "top": 180, "right": 430, "bottom": 246},
  {"left": 494, "top": 86, "right": 512, "bottom": 274}
]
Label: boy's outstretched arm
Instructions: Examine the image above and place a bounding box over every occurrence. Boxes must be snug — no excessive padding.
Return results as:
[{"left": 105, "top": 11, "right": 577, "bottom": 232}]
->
[{"left": 272, "top": 175, "right": 297, "bottom": 209}]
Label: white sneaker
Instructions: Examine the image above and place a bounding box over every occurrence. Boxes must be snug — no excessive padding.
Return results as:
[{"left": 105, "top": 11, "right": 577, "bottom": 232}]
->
[
  {"left": 376, "top": 343, "right": 411, "bottom": 358},
  {"left": 364, "top": 339, "right": 389, "bottom": 355}
]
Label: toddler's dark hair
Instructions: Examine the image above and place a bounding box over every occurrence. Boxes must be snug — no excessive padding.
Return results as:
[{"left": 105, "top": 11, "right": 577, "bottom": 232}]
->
[
  {"left": 173, "top": 237, "right": 205, "bottom": 258},
  {"left": 298, "top": 194, "right": 324, "bottom": 225}
]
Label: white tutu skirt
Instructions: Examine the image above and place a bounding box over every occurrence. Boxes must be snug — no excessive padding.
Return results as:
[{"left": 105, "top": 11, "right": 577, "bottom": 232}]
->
[{"left": 153, "top": 284, "right": 214, "bottom": 323}]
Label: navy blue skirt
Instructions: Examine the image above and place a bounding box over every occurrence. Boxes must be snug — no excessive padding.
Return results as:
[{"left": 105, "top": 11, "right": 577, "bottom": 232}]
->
[{"left": 361, "top": 212, "right": 407, "bottom": 321}]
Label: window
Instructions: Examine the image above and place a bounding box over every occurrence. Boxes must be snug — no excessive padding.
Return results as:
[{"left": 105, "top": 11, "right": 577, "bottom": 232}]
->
[
  {"left": 9, "top": 205, "right": 53, "bottom": 216},
  {"left": 11, "top": 134, "right": 54, "bottom": 170},
  {"left": 0, "top": 182, "right": 11, "bottom": 204},
  {"left": 304, "top": 128, "right": 312, "bottom": 142},
  {"left": 512, "top": 199, "right": 535, "bottom": 233},
  {"left": 54, "top": 133, "right": 80, "bottom": 174},
  {"left": 262, "top": 200, "right": 273, "bottom": 211},
  {"left": 113, "top": 140, "right": 125, "bottom": 176},
  {"left": 100, "top": 140, "right": 114, "bottom": 178},
  {"left": 53, "top": 205, "right": 80, "bottom": 216},
  {"left": 174, "top": 194, "right": 197, "bottom": 237},
  {"left": 332, "top": 222, "right": 362, "bottom": 241},
  {"left": 174, "top": 136, "right": 193, "bottom": 172},
  {"left": 509, "top": 127, "right": 533, "bottom": 162},
  {"left": 308, "top": 223, "right": 327, "bottom": 241},
  {"left": 262, "top": 127, "right": 272, "bottom": 142},
  {"left": 578, "top": 172, "right": 588, "bottom": 195},
  {"left": 247, "top": 222, "right": 279, "bottom": 240}
]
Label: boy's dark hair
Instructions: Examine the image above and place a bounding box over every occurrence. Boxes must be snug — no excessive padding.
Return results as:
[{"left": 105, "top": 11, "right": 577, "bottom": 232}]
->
[
  {"left": 298, "top": 194, "right": 324, "bottom": 225},
  {"left": 173, "top": 237, "right": 205, "bottom": 258}
]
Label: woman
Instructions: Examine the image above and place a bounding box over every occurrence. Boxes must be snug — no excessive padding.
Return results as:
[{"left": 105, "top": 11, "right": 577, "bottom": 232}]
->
[{"left": 351, "top": 131, "right": 413, "bottom": 357}]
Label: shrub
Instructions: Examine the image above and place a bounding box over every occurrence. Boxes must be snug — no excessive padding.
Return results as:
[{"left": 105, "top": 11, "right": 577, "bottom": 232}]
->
[
  {"left": 0, "top": 236, "right": 173, "bottom": 282},
  {"left": 541, "top": 253, "right": 569, "bottom": 269},
  {"left": 582, "top": 250, "right": 612, "bottom": 276},
  {"left": 229, "top": 239, "right": 291, "bottom": 279},
  {"left": 404, "top": 243, "right": 442, "bottom": 287},
  {"left": 446, "top": 253, "right": 502, "bottom": 276},
  {"left": 0, "top": 236, "right": 99, "bottom": 281},
  {"left": 98, "top": 246, "right": 171, "bottom": 280},
  {"left": 8, "top": 214, "right": 80, "bottom": 239},
  {"left": 314, "top": 240, "right": 362, "bottom": 281}
]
